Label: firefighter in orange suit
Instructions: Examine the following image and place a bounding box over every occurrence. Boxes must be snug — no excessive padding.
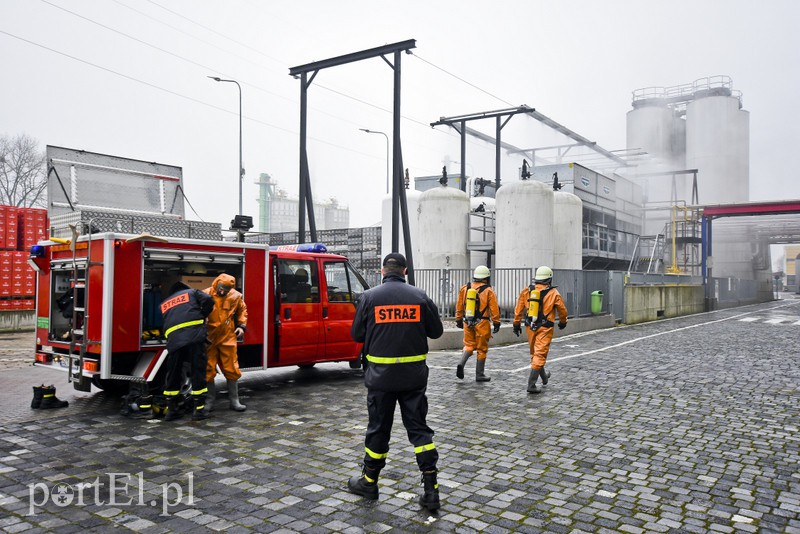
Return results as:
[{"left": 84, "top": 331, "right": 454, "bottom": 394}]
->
[
  {"left": 204, "top": 273, "right": 248, "bottom": 412},
  {"left": 513, "top": 266, "right": 568, "bottom": 394},
  {"left": 454, "top": 265, "right": 501, "bottom": 382}
]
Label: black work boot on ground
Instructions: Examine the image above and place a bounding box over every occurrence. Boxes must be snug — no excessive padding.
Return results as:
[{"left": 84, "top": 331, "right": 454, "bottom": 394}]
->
[
  {"left": 127, "top": 395, "right": 154, "bottom": 419},
  {"left": 164, "top": 397, "right": 182, "bottom": 421},
  {"left": 475, "top": 359, "right": 491, "bottom": 382},
  {"left": 192, "top": 394, "right": 209, "bottom": 421},
  {"left": 540, "top": 366, "right": 551, "bottom": 385},
  {"left": 419, "top": 470, "right": 441, "bottom": 511},
  {"left": 347, "top": 466, "right": 380, "bottom": 500},
  {"left": 38, "top": 385, "right": 69, "bottom": 409},
  {"left": 527, "top": 369, "right": 542, "bottom": 394},
  {"left": 31, "top": 385, "right": 44, "bottom": 409},
  {"left": 456, "top": 351, "right": 471, "bottom": 380}
]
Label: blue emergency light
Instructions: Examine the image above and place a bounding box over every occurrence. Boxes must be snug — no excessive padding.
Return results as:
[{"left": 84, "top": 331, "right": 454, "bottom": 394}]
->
[
  {"left": 270, "top": 243, "right": 328, "bottom": 253},
  {"left": 30, "top": 245, "right": 45, "bottom": 258}
]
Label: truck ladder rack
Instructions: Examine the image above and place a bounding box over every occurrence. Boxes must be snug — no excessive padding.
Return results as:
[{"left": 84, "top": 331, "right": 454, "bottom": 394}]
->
[{"left": 66, "top": 222, "right": 103, "bottom": 391}]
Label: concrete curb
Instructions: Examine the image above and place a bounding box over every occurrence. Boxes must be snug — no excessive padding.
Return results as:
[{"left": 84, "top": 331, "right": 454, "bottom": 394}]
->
[{"left": 428, "top": 313, "right": 618, "bottom": 351}]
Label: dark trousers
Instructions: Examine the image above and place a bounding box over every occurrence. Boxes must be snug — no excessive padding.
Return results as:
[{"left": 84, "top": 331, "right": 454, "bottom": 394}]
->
[
  {"left": 164, "top": 341, "right": 208, "bottom": 395},
  {"left": 363, "top": 387, "right": 438, "bottom": 473}
]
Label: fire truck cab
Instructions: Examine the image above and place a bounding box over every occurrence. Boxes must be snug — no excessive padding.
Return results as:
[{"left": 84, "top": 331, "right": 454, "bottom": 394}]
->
[{"left": 29, "top": 234, "right": 369, "bottom": 392}]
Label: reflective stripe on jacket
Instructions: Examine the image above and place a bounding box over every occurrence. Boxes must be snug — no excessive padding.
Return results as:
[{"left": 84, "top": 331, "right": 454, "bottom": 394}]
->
[
  {"left": 161, "top": 288, "right": 214, "bottom": 352},
  {"left": 351, "top": 273, "right": 443, "bottom": 392}
]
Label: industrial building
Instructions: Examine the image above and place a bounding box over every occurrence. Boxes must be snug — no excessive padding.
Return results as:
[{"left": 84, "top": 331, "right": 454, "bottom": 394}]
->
[
  {"left": 255, "top": 173, "right": 349, "bottom": 233},
  {"left": 269, "top": 75, "right": 792, "bottom": 302}
]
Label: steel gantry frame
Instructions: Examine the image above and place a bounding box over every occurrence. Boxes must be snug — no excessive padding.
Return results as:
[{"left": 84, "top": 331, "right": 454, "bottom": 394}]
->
[
  {"left": 289, "top": 39, "right": 418, "bottom": 283},
  {"left": 430, "top": 106, "right": 631, "bottom": 193},
  {"left": 701, "top": 200, "right": 800, "bottom": 307}
]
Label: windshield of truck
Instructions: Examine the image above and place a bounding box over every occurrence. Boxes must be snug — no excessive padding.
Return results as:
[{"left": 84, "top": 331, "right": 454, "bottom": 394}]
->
[{"left": 323, "top": 261, "right": 368, "bottom": 303}]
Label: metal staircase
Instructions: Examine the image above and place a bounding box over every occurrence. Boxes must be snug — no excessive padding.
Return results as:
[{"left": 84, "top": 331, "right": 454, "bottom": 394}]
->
[{"left": 628, "top": 233, "right": 665, "bottom": 274}]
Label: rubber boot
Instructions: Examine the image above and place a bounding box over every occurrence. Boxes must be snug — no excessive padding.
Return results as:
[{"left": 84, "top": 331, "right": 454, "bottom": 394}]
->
[
  {"left": 228, "top": 380, "right": 247, "bottom": 412},
  {"left": 347, "top": 465, "right": 380, "bottom": 500},
  {"left": 475, "top": 359, "right": 491, "bottom": 382},
  {"left": 38, "top": 385, "right": 69, "bottom": 409},
  {"left": 164, "top": 396, "right": 182, "bottom": 421},
  {"left": 540, "top": 365, "right": 551, "bottom": 386},
  {"left": 419, "top": 470, "right": 441, "bottom": 511},
  {"left": 128, "top": 395, "right": 154, "bottom": 419},
  {"left": 31, "top": 385, "right": 44, "bottom": 409},
  {"left": 527, "top": 369, "right": 542, "bottom": 394},
  {"left": 192, "top": 394, "right": 209, "bottom": 421},
  {"left": 456, "top": 351, "right": 471, "bottom": 380},
  {"left": 206, "top": 380, "right": 216, "bottom": 412}
]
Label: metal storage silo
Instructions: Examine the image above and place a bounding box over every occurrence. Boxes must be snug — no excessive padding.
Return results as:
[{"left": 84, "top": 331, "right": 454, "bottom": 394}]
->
[
  {"left": 685, "top": 79, "right": 749, "bottom": 204},
  {"left": 627, "top": 98, "right": 686, "bottom": 204},
  {"left": 495, "top": 179, "right": 554, "bottom": 269},
  {"left": 469, "top": 195, "right": 495, "bottom": 269},
  {"left": 416, "top": 185, "right": 469, "bottom": 269},
  {"left": 553, "top": 190, "right": 583, "bottom": 270},
  {"left": 381, "top": 188, "right": 420, "bottom": 260}
]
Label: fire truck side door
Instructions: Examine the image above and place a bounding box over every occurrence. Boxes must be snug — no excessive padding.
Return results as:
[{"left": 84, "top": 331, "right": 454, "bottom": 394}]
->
[
  {"left": 276, "top": 259, "right": 321, "bottom": 363},
  {"left": 321, "top": 260, "right": 369, "bottom": 359}
]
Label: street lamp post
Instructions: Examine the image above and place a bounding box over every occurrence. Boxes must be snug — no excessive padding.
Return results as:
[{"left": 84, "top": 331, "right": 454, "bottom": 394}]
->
[
  {"left": 208, "top": 76, "right": 244, "bottom": 216},
  {"left": 359, "top": 128, "right": 390, "bottom": 194}
]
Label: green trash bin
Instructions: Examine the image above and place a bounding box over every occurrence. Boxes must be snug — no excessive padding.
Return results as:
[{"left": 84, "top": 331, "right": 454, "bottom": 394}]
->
[{"left": 591, "top": 290, "right": 603, "bottom": 314}]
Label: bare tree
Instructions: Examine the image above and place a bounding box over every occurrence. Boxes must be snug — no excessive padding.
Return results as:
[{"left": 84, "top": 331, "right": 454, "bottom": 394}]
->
[{"left": 0, "top": 133, "right": 47, "bottom": 208}]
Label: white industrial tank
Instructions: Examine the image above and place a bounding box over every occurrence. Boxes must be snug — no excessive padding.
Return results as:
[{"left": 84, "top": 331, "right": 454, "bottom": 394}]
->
[
  {"left": 686, "top": 92, "right": 749, "bottom": 204},
  {"left": 416, "top": 185, "right": 469, "bottom": 269},
  {"left": 495, "top": 179, "right": 554, "bottom": 270},
  {"left": 553, "top": 191, "right": 583, "bottom": 270},
  {"left": 469, "top": 195, "right": 495, "bottom": 270},
  {"left": 627, "top": 102, "right": 688, "bottom": 203},
  {"left": 381, "top": 188, "right": 421, "bottom": 261},
  {"left": 626, "top": 103, "right": 678, "bottom": 164}
]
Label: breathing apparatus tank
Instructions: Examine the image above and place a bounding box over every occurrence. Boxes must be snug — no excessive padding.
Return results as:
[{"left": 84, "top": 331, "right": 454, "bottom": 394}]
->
[
  {"left": 526, "top": 288, "right": 541, "bottom": 328},
  {"left": 465, "top": 287, "right": 478, "bottom": 325}
]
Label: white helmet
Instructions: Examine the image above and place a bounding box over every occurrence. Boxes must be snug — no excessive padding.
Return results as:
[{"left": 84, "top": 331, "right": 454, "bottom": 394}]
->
[
  {"left": 534, "top": 265, "right": 553, "bottom": 282},
  {"left": 473, "top": 265, "right": 491, "bottom": 280}
]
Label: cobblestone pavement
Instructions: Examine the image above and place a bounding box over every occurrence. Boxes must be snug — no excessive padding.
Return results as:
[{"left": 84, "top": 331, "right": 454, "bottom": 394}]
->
[{"left": 0, "top": 298, "right": 799, "bottom": 533}]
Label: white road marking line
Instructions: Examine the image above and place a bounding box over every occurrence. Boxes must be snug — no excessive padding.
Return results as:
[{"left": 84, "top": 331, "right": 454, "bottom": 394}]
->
[
  {"left": 432, "top": 301, "right": 800, "bottom": 374},
  {"left": 764, "top": 318, "right": 787, "bottom": 324},
  {"left": 507, "top": 309, "right": 757, "bottom": 373},
  {"left": 739, "top": 317, "right": 759, "bottom": 322}
]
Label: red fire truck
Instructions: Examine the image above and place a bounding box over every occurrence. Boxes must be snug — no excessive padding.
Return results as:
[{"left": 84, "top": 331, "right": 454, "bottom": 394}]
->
[{"left": 29, "top": 233, "right": 369, "bottom": 392}]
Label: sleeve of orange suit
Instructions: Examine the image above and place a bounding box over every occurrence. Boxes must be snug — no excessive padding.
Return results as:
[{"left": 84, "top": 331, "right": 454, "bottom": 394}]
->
[
  {"left": 486, "top": 288, "right": 501, "bottom": 324},
  {"left": 554, "top": 290, "right": 568, "bottom": 323},
  {"left": 513, "top": 287, "right": 528, "bottom": 325},
  {"left": 454, "top": 284, "right": 466, "bottom": 322},
  {"left": 235, "top": 295, "right": 248, "bottom": 330}
]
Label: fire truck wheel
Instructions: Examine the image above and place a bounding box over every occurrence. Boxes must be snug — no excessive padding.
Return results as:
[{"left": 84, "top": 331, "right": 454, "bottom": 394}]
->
[{"left": 297, "top": 363, "right": 316, "bottom": 369}]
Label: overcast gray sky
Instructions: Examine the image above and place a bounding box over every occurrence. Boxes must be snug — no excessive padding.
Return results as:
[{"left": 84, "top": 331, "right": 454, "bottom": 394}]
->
[{"left": 2, "top": 0, "right": 800, "bottom": 229}]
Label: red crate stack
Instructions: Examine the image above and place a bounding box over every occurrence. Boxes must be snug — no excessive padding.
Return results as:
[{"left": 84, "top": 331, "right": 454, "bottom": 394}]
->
[
  {"left": 0, "top": 205, "right": 44, "bottom": 311},
  {"left": 13, "top": 251, "right": 34, "bottom": 299},
  {"left": 4, "top": 206, "right": 19, "bottom": 251},
  {"left": 0, "top": 206, "right": 6, "bottom": 250},
  {"left": 18, "top": 207, "right": 48, "bottom": 251},
  {"left": 0, "top": 250, "right": 13, "bottom": 297}
]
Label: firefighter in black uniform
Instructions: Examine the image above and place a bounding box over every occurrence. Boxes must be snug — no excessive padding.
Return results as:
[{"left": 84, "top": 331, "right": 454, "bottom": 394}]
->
[
  {"left": 347, "top": 253, "right": 444, "bottom": 511},
  {"left": 160, "top": 281, "right": 214, "bottom": 421}
]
